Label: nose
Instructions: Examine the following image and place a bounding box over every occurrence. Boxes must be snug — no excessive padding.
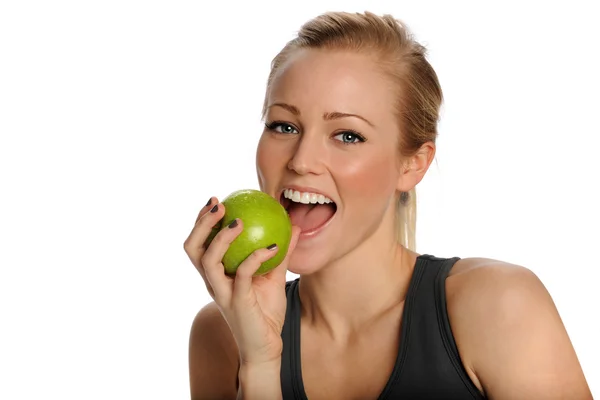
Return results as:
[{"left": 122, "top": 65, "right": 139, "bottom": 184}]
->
[{"left": 287, "top": 133, "right": 324, "bottom": 175}]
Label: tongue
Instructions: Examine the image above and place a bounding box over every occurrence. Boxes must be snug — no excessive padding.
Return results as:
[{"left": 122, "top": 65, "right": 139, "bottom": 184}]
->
[{"left": 288, "top": 203, "right": 335, "bottom": 232}]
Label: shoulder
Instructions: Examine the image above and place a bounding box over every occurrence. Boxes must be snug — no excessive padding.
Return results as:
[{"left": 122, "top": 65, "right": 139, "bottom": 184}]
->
[
  {"left": 445, "top": 257, "right": 550, "bottom": 350},
  {"left": 189, "top": 302, "right": 239, "bottom": 399},
  {"left": 445, "top": 257, "right": 592, "bottom": 399},
  {"left": 446, "top": 256, "right": 542, "bottom": 306},
  {"left": 445, "top": 257, "right": 557, "bottom": 331},
  {"left": 190, "top": 301, "right": 238, "bottom": 350}
]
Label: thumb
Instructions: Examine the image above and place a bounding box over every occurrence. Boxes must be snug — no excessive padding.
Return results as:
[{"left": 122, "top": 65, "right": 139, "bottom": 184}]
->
[
  {"left": 269, "top": 225, "right": 301, "bottom": 281},
  {"left": 287, "top": 225, "right": 301, "bottom": 255}
]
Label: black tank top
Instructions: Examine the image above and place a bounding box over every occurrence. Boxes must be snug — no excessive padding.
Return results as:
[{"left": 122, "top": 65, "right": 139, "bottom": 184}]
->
[{"left": 280, "top": 254, "right": 486, "bottom": 399}]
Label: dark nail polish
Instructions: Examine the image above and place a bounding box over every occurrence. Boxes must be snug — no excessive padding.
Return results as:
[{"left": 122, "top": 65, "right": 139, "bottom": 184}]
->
[
  {"left": 210, "top": 204, "right": 218, "bottom": 213},
  {"left": 206, "top": 197, "right": 212, "bottom": 206},
  {"left": 228, "top": 219, "right": 238, "bottom": 229},
  {"left": 266, "top": 243, "right": 277, "bottom": 250}
]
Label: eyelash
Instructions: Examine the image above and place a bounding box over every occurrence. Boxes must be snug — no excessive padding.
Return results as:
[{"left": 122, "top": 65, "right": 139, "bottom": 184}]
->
[{"left": 264, "top": 121, "right": 367, "bottom": 145}]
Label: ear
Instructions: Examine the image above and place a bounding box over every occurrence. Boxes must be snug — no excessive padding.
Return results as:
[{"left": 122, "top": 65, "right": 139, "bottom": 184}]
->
[{"left": 396, "top": 141, "right": 436, "bottom": 192}]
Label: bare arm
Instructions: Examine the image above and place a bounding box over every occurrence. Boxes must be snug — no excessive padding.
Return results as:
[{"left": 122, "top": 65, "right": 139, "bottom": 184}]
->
[
  {"left": 448, "top": 261, "right": 593, "bottom": 400},
  {"left": 189, "top": 302, "right": 284, "bottom": 400},
  {"left": 189, "top": 302, "right": 239, "bottom": 400}
]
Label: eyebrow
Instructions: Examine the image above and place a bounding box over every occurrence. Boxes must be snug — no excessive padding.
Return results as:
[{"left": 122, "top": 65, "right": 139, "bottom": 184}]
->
[{"left": 267, "top": 102, "right": 375, "bottom": 127}]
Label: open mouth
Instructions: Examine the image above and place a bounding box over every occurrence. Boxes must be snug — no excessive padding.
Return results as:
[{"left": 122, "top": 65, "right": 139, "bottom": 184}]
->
[{"left": 280, "top": 189, "right": 338, "bottom": 234}]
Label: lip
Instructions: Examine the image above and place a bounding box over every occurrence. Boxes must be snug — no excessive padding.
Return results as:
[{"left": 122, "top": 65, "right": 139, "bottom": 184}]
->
[{"left": 277, "top": 185, "right": 338, "bottom": 240}]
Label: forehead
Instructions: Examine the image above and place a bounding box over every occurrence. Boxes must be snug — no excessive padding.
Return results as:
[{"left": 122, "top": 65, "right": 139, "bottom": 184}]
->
[{"left": 268, "top": 49, "right": 396, "bottom": 118}]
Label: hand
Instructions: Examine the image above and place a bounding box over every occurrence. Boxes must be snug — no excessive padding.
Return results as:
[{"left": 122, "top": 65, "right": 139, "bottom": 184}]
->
[{"left": 184, "top": 196, "right": 301, "bottom": 365}]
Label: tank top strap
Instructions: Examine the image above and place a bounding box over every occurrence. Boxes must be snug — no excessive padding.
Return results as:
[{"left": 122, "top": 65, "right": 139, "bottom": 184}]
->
[
  {"left": 389, "top": 254, "right": 484, "bottom": 399},
  {"left": 281, "top": 279, "right": 305, "bottom": 400}
]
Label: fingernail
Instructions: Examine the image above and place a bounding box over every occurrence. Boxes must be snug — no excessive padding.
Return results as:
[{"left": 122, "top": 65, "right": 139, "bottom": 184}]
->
[
  {"left": 210, "top": 204, "right": 218, "bottom": 213},
  {"left": 205, "top": 197, "right": 212, "bottom": 206},
  {"left": 228, "top": 219, "right": 238, "bottom": 229},
  {"left": 266, "top": 243, "right": 277, "bottom": 250}
]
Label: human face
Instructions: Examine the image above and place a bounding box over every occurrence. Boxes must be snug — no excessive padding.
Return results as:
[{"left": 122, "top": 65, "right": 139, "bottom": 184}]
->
[{"left": 256, "top": 48, "right": 405, "bottom": 275}]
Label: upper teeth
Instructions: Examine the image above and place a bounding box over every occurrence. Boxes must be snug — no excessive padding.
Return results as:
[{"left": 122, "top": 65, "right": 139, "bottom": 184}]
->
[{"left": 284, "top": 189, "right": 333, "bottom": 205}]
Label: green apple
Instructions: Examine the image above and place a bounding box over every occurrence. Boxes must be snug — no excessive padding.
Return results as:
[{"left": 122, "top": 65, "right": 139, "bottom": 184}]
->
[{"left": 205, "top": 189, "right": 292, "bottom": 276}]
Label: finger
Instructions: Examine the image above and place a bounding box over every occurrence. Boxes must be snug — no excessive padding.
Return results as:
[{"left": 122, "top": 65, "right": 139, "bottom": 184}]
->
[
  {"left": 267, "top": 225, "right": 301, "bottom": 282},
  {"left": 201, "top": 217, "right": 245, "bottom": 304},
  {"left": 184, "top": 198, "right": 222, "bottom": 300},
  {"left": 183, "top": 203, "right": 224, "bottom": 300},
  {"left": 195, "top": 196, "right": 217, "bottom": 223},
  {"left": 183, "top": 202, "right": 224, "bottom": 269},
  {"left": 233, "top": 244, "right": 281, "bottom": 303},
  {"left": 196, "top": 263, "right": 216, "bottom": 299}
]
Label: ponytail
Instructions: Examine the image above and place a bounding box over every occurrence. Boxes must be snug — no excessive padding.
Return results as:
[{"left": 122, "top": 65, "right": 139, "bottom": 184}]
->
[{"left": 396, "top": 188, "right": 417, "bottom": 251}]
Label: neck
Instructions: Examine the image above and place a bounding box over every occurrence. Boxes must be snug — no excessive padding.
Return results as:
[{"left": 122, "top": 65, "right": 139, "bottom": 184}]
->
[{"left": 298, "top": 215, "right": 418, "bottom": 341}]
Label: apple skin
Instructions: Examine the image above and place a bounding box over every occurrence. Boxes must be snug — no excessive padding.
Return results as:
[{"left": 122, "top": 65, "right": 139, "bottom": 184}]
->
[{"left": 204, "top": 189, "right": 292, "bottom": 276}]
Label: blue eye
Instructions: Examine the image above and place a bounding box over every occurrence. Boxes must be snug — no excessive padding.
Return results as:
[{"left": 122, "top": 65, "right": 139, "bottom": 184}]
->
[
  {"left": 265, "top": 122, "right": 366, "bottom": 145},
  {"left": 265, "top": 122, "right": 299, "bottom": 134},
  {"left": 333, "top": 131, "right": 365, "bottom": 145}
]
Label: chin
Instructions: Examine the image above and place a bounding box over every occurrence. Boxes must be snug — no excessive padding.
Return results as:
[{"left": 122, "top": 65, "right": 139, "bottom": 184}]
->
[{"left": 286, "top": 250, "right": 328, "bottom": 276}]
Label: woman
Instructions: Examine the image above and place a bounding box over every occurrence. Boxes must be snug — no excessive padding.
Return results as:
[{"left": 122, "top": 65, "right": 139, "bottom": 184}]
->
[{"left": 184, "top": 11, "right": 592, "bottom": 400}]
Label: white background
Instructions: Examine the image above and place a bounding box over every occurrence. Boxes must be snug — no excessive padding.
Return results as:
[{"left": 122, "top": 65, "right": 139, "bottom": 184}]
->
[{"left": 1, "top": 1, "right": 598, "bottom": 398}]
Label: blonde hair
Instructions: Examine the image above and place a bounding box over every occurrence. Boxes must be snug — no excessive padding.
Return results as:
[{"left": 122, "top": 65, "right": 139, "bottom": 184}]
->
[{"left": 262, "top": 11, "right": 443, "bottom": 252}]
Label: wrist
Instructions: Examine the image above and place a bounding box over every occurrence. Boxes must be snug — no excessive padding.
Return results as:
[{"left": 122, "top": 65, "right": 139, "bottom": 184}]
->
[
  {"left": 239, "top": 357, "right": 281, "bottom": 371},
  {"left": 237, "top": 358, "right": 282, "bottom": 400},
  {"left": 238, "top": 337, "right": 283, "bottom": 366}
]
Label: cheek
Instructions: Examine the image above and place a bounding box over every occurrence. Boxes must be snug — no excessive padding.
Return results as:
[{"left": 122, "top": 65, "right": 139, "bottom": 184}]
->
[
  {"left": 333, "top": 151, "right": 398, "bottom": 205},
  {"left": 256, "top": 135, "right": 285, "bottom": 188}
]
